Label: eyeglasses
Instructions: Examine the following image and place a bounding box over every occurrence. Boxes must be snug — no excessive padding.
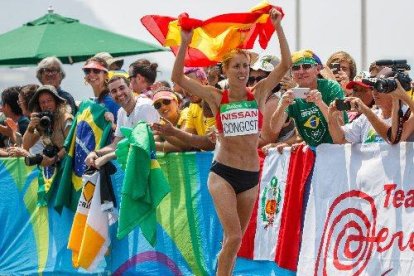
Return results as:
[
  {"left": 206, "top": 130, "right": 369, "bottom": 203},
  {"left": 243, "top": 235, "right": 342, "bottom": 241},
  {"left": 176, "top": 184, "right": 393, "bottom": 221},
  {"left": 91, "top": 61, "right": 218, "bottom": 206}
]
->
[
  {"left": 291, "top": 63, "right": 314, "bottom": 72},
  {"left": 83, "top": 68, "right": 103, "bottom": 75},
  {"left": 154, "top": 99, "right": 172, "bottom": 110},
  {"left": 41, "top": 68, "right": 60, "bottom": 74},
  {"left": 248, "top": 76, "right": 265, "bottom": 84}
]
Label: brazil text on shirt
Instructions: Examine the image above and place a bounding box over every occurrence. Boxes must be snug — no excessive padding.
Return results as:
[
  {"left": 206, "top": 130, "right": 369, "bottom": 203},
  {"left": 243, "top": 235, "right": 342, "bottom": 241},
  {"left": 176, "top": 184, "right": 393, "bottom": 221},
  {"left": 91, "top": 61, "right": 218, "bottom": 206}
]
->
[{"left": 300, "top": 106, "right": 320, "bottom": 118}]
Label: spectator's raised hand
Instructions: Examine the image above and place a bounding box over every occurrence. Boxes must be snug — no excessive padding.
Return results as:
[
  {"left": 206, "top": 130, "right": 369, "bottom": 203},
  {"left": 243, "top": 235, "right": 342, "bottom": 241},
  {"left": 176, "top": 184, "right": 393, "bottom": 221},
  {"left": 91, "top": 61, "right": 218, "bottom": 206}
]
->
[
  {"left": 389, "top": 79, "right": 409, "bottom": 100},
  {"left": 280, "top": 90, "right": 295, "bottom": 108},
  {"left": 280, "top": 75, "right": 296, "bottom": 91},
  {"left": 151, "top": 117, "right": 177, "bottom": 136},
  {"left": 305, "top": 89, "right": 323, "bottom": 105}
]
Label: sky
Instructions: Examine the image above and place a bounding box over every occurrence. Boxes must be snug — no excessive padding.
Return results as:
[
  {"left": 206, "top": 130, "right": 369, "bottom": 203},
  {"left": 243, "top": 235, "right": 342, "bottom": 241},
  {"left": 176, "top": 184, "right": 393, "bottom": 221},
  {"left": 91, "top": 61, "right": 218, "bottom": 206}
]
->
[{"left": 1, "top": 0, "right": 413, "bottom": 101}]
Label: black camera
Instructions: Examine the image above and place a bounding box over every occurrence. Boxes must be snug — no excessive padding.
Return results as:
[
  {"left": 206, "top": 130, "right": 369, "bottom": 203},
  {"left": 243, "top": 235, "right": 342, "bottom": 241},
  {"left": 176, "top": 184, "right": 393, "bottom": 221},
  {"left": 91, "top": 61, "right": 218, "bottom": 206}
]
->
[
  {"left": 24, "top": 144, "right": 59, "bottom": 166},
  {"left": 37, "top": 111, "right": 54, "bottom": 130},
  {"left": 362, "top": 60, "right": 412, "bottom": 93},
  {"left": 335, "top": 99, "right": 351, "bottom": 111}
]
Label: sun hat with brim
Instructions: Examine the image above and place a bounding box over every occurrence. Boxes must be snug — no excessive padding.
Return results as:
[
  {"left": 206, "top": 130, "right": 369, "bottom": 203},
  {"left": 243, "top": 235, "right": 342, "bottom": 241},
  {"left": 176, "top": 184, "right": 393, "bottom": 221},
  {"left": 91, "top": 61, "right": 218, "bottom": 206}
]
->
[
  {"left": 153, "top": 91, "right": 178, "bottom": 103},
  {"left": 82, "top": 61, "right": 108, "bottom": 72},
  {"left": 346, "top": 81, "right": 372, "bottom": 90},
  {"left": 250, "top": 54, "right": 280, "bottom": 72},
  {"left": 28, "top": 85, "right": 66, "bottom": 111},
  {"left": 94, "top": 52, "right": 124, "bottom": 68}
]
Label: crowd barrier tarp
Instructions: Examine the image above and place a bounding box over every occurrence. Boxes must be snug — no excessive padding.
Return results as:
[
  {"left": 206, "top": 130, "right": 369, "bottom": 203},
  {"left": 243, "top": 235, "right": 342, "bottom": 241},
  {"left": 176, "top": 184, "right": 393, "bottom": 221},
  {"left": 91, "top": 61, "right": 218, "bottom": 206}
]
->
[
  {"left": 0, "top": 152, "right": 294, "bottom": 275},
  {"left": 298, "top": 143, "right": 414, "bottom": 275}
]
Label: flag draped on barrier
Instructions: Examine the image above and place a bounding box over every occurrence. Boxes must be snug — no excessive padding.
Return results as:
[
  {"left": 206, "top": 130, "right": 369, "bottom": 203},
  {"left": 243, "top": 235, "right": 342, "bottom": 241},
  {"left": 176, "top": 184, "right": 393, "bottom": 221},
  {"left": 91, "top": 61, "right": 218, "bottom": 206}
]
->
[
  {"left": 55, "top": 100, "right": 112, "bottom": 213},
  {"left": 239, "top": 145, "right": 315, "bottom": 271},
  {"left": 67, "top": 170, "right": 105, "bottom": 270},
  {"left": 141, "top": 1, "right": 283, "bottom": 66},
  {"left": 115, "top": 122, "right": 170, "bottom": 245}
]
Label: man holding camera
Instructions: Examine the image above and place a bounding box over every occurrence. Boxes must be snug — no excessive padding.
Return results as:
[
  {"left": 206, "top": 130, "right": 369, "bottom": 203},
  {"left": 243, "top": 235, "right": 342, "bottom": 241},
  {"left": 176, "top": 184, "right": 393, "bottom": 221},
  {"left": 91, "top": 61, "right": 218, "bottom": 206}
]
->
[
  {"left": 270, "top": 49, "right": 346, "bottom": 148},
  {"left": 327, "top": 63, "right": 412, "bottom": 144},
  {"left": 22, "top": 85, "right": 73, "bottom": 167}
]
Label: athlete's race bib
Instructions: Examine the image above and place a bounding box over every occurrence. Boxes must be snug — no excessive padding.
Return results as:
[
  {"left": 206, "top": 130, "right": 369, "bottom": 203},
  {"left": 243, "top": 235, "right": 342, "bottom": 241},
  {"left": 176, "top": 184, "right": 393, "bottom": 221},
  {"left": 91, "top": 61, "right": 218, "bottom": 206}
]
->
[{"left": 220, "top": 101, "right": 259, "bottom": 137}]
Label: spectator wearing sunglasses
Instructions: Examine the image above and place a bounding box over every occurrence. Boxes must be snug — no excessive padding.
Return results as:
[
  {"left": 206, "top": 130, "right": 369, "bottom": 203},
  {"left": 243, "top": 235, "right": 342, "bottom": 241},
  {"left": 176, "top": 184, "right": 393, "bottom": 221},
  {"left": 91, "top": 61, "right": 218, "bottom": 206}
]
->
[
  {"left": 83, "top": 57, "right": 120, "bottom": 127},
  {"left": 270, "top": 49, "right": 346, "bottom": 148},
  {"left": 248, "top": 54, "right": 296, "bottom": 148},
  {"left": 152, "top": 67, "right": 216, "bottom": 151},
  {"left": 36, "top": 57, "right": 77, "bottom": 115},
  {"left": 151, "top": 88, "right": 190, "bottom": 152},
  {"left": 85, "top": 76, "right": 159, "bottom": 168}
]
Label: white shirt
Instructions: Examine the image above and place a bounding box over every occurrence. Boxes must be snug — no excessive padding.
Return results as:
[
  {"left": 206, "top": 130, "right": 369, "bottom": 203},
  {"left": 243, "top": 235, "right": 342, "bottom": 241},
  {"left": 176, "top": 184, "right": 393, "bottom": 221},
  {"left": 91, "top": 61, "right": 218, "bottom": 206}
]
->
[
  {"left": 114, "top": 97, "right": 159, "bottom": 138},
  {"left": 342, "top": 108, "right": 391, "bottom": 144}
]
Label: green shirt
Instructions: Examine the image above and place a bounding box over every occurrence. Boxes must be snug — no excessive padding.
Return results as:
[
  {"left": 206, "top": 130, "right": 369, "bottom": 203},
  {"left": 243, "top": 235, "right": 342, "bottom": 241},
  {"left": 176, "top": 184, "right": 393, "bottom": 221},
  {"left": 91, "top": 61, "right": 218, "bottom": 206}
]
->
[{"left": 287, "top": 79, "right": 346, "bottom": 147}]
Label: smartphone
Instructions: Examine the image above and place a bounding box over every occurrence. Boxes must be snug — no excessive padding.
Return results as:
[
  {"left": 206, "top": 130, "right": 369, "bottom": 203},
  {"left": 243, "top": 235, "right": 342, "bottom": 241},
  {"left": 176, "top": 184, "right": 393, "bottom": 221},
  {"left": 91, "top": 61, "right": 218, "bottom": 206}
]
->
[
  {"left": 331, "top": 63, "right": 341, "bottom": 74},
  {"left": 335, "top": 99, "right": 351, "bottom": 111},
  {"left": 292, "top": 87, "right": 310, "bottom": 99}
]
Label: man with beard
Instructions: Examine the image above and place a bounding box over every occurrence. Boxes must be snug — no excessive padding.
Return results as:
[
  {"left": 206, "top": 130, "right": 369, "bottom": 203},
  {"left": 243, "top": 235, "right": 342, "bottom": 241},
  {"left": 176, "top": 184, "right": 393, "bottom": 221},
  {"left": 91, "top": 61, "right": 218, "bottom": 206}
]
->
[{"left": 85, "top": 76, "right": 159, "bottom": 168}]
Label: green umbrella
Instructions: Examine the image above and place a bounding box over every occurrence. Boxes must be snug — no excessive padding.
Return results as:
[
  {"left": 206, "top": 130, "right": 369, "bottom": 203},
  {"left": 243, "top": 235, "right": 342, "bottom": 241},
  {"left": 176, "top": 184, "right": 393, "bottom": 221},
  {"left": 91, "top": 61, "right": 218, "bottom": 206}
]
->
[{"left": 0, "top": 10, "right": 167, "bottom": 66}]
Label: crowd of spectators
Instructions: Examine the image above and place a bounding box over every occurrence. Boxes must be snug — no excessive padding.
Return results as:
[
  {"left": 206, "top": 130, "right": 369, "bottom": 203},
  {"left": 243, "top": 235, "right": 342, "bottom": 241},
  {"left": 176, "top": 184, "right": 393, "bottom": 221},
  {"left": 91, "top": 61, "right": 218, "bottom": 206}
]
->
[{"left": 0, "top": 48, "right": 413, "bottom": 165}]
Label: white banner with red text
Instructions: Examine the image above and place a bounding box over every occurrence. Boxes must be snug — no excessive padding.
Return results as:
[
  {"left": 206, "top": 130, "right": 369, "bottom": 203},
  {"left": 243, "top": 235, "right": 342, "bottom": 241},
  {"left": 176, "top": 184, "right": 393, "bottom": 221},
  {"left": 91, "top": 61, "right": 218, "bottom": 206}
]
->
[{"left": 298, "top": 142, "right": 414, "bottom": 275}]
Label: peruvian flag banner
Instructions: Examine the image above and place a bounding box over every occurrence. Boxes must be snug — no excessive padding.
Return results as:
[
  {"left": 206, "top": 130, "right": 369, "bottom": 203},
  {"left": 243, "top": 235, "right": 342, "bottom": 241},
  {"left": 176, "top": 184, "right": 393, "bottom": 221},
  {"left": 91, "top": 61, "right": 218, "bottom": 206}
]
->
[
  {"left": 239, "top": 145, "right": 315, "bottom": 271},
  {"left": 298, "top": 143, "right": 414, "bottom": 275}
]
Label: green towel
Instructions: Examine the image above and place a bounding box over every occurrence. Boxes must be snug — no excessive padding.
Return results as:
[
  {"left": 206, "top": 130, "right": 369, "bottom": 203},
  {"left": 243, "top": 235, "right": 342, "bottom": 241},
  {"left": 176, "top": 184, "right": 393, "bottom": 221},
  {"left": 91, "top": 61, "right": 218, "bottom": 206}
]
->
[{"left": 115, "top": 121, "right": 170, "bottom": 246}]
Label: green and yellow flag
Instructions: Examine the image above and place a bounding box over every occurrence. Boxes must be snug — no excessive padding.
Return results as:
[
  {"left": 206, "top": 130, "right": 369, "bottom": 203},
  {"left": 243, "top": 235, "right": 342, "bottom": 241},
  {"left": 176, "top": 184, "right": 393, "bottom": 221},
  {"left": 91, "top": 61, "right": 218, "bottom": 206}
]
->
[
  {"left": 55, "top": 100, "right": 112, "bottom": 213},
  {"left": 115, "top": 121, "right": 170, "bottom": 246}
]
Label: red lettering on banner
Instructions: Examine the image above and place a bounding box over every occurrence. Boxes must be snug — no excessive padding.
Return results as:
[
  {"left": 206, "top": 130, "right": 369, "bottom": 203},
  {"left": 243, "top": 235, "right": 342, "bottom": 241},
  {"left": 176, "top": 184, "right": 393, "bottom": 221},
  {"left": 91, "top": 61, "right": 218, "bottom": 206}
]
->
[
  {"left": 383, "top": 184, "right": 414, "bottom": 208},
  {"left": 314, "top": 187, "right": 414, "bottom": 275}
]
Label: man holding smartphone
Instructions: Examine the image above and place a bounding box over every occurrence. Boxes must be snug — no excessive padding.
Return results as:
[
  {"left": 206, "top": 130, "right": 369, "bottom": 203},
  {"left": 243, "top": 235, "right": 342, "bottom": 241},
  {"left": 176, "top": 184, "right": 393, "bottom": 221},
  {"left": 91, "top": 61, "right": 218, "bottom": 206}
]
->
[{"left": 270, "top": 49, "right": 346, "bottom": 148}]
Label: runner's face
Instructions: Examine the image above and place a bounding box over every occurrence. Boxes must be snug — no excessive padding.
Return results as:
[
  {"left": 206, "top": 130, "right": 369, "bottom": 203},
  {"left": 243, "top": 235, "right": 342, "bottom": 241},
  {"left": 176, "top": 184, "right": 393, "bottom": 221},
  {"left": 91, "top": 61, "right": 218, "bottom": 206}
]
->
[{"left": 225, "top": 53, "right": 250, "bottom": 86}]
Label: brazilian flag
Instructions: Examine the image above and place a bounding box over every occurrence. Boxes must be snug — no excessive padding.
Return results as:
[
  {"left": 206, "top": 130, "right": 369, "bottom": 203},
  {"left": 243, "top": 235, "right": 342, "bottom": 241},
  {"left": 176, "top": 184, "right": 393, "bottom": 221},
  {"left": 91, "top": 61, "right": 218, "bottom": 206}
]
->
[
  {"left": 115, "top": 121, "right": 170, "bottom": 246},
  {"left": 55, "top": 100, "right": 112, "bottom": 213}
]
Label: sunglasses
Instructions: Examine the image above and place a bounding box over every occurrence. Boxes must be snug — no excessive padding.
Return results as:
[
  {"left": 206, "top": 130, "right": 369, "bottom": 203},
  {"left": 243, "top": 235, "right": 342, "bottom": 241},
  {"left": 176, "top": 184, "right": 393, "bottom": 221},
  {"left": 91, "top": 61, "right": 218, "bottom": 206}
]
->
[
  {"left": 248, "top": 76, "right": 265, "bottom": 84},
  {"left": 83, "top": 68, "right": 103, "bottom": 75},
  {"left": 154, "top": 99, "right": 172, "bottom": 110},
  {"left": 291, "top": 63, "right": 314, "bottom": 72}
]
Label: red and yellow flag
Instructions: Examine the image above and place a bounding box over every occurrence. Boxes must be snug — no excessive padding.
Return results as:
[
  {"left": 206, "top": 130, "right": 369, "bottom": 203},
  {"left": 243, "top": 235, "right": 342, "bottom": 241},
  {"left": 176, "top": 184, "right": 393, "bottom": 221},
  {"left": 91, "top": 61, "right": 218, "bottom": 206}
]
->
[{"left": 141, "top": 1, "right": 284, "bottom": 67}]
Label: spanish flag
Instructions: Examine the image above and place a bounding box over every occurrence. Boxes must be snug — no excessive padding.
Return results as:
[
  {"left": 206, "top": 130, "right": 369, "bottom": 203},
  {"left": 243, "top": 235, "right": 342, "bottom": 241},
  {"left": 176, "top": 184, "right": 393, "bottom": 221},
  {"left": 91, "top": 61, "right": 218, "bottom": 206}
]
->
[
  {"left": 55, "top": 100, "right": 112, "bottom": 213},
  {"left": 141, "top": 1, "right": 284, "bottom": 67}
]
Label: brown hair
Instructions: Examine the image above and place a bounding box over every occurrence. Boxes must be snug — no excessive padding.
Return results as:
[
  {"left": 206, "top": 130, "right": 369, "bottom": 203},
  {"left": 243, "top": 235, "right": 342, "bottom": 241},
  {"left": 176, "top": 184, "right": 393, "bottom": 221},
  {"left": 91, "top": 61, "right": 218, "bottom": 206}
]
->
[
  {"left": 129, "top": 59, "right": 158, "bottom": 84},
  {"left": 108, "top": 75, "right": 130, "bottom": 86},
  {"left": 221, "top": 49, "right": 253, "bottom": 71},
  {"left": 20, "top": 84, "right": 39, "bottom": 112},
  {"left": 326, "top": 51, "right": 357, "bottom": 80}
]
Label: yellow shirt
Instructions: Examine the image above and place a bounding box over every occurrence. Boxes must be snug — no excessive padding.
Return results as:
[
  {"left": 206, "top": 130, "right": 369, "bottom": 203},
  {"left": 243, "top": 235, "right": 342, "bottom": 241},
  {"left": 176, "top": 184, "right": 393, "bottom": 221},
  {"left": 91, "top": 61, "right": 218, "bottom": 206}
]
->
[{"left": 185, "top": 103, "right": 215, "bottom": 135}]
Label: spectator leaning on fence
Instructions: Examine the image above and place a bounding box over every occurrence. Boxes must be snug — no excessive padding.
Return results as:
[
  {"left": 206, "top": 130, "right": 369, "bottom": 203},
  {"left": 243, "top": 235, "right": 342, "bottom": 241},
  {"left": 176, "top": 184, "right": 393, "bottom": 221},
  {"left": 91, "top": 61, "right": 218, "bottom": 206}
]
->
[
  {"left": 22, "top": 85, "right": 73, "bottom": 167},
  {"left": 85, "top": 75, "right": 159, "bottom": 168},
  {"left": 327, "top": 68, "right": 402, "bottom": 144},
  {"left": 270, "top": 49, "right": 346, "bottom": 148}
]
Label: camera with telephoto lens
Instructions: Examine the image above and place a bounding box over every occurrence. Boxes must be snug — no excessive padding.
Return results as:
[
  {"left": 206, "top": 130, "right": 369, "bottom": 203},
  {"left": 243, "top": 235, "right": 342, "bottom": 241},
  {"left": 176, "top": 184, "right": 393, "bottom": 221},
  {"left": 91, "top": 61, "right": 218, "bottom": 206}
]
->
[
  {"left": 24, "top": 144, "right": 59, "bottom": 166},
  {"left": 362, "top": 60, "right": 412, "bottom": 93},
  {"left": 37, "top": 111, "right": 54, "bottom": 130}
]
